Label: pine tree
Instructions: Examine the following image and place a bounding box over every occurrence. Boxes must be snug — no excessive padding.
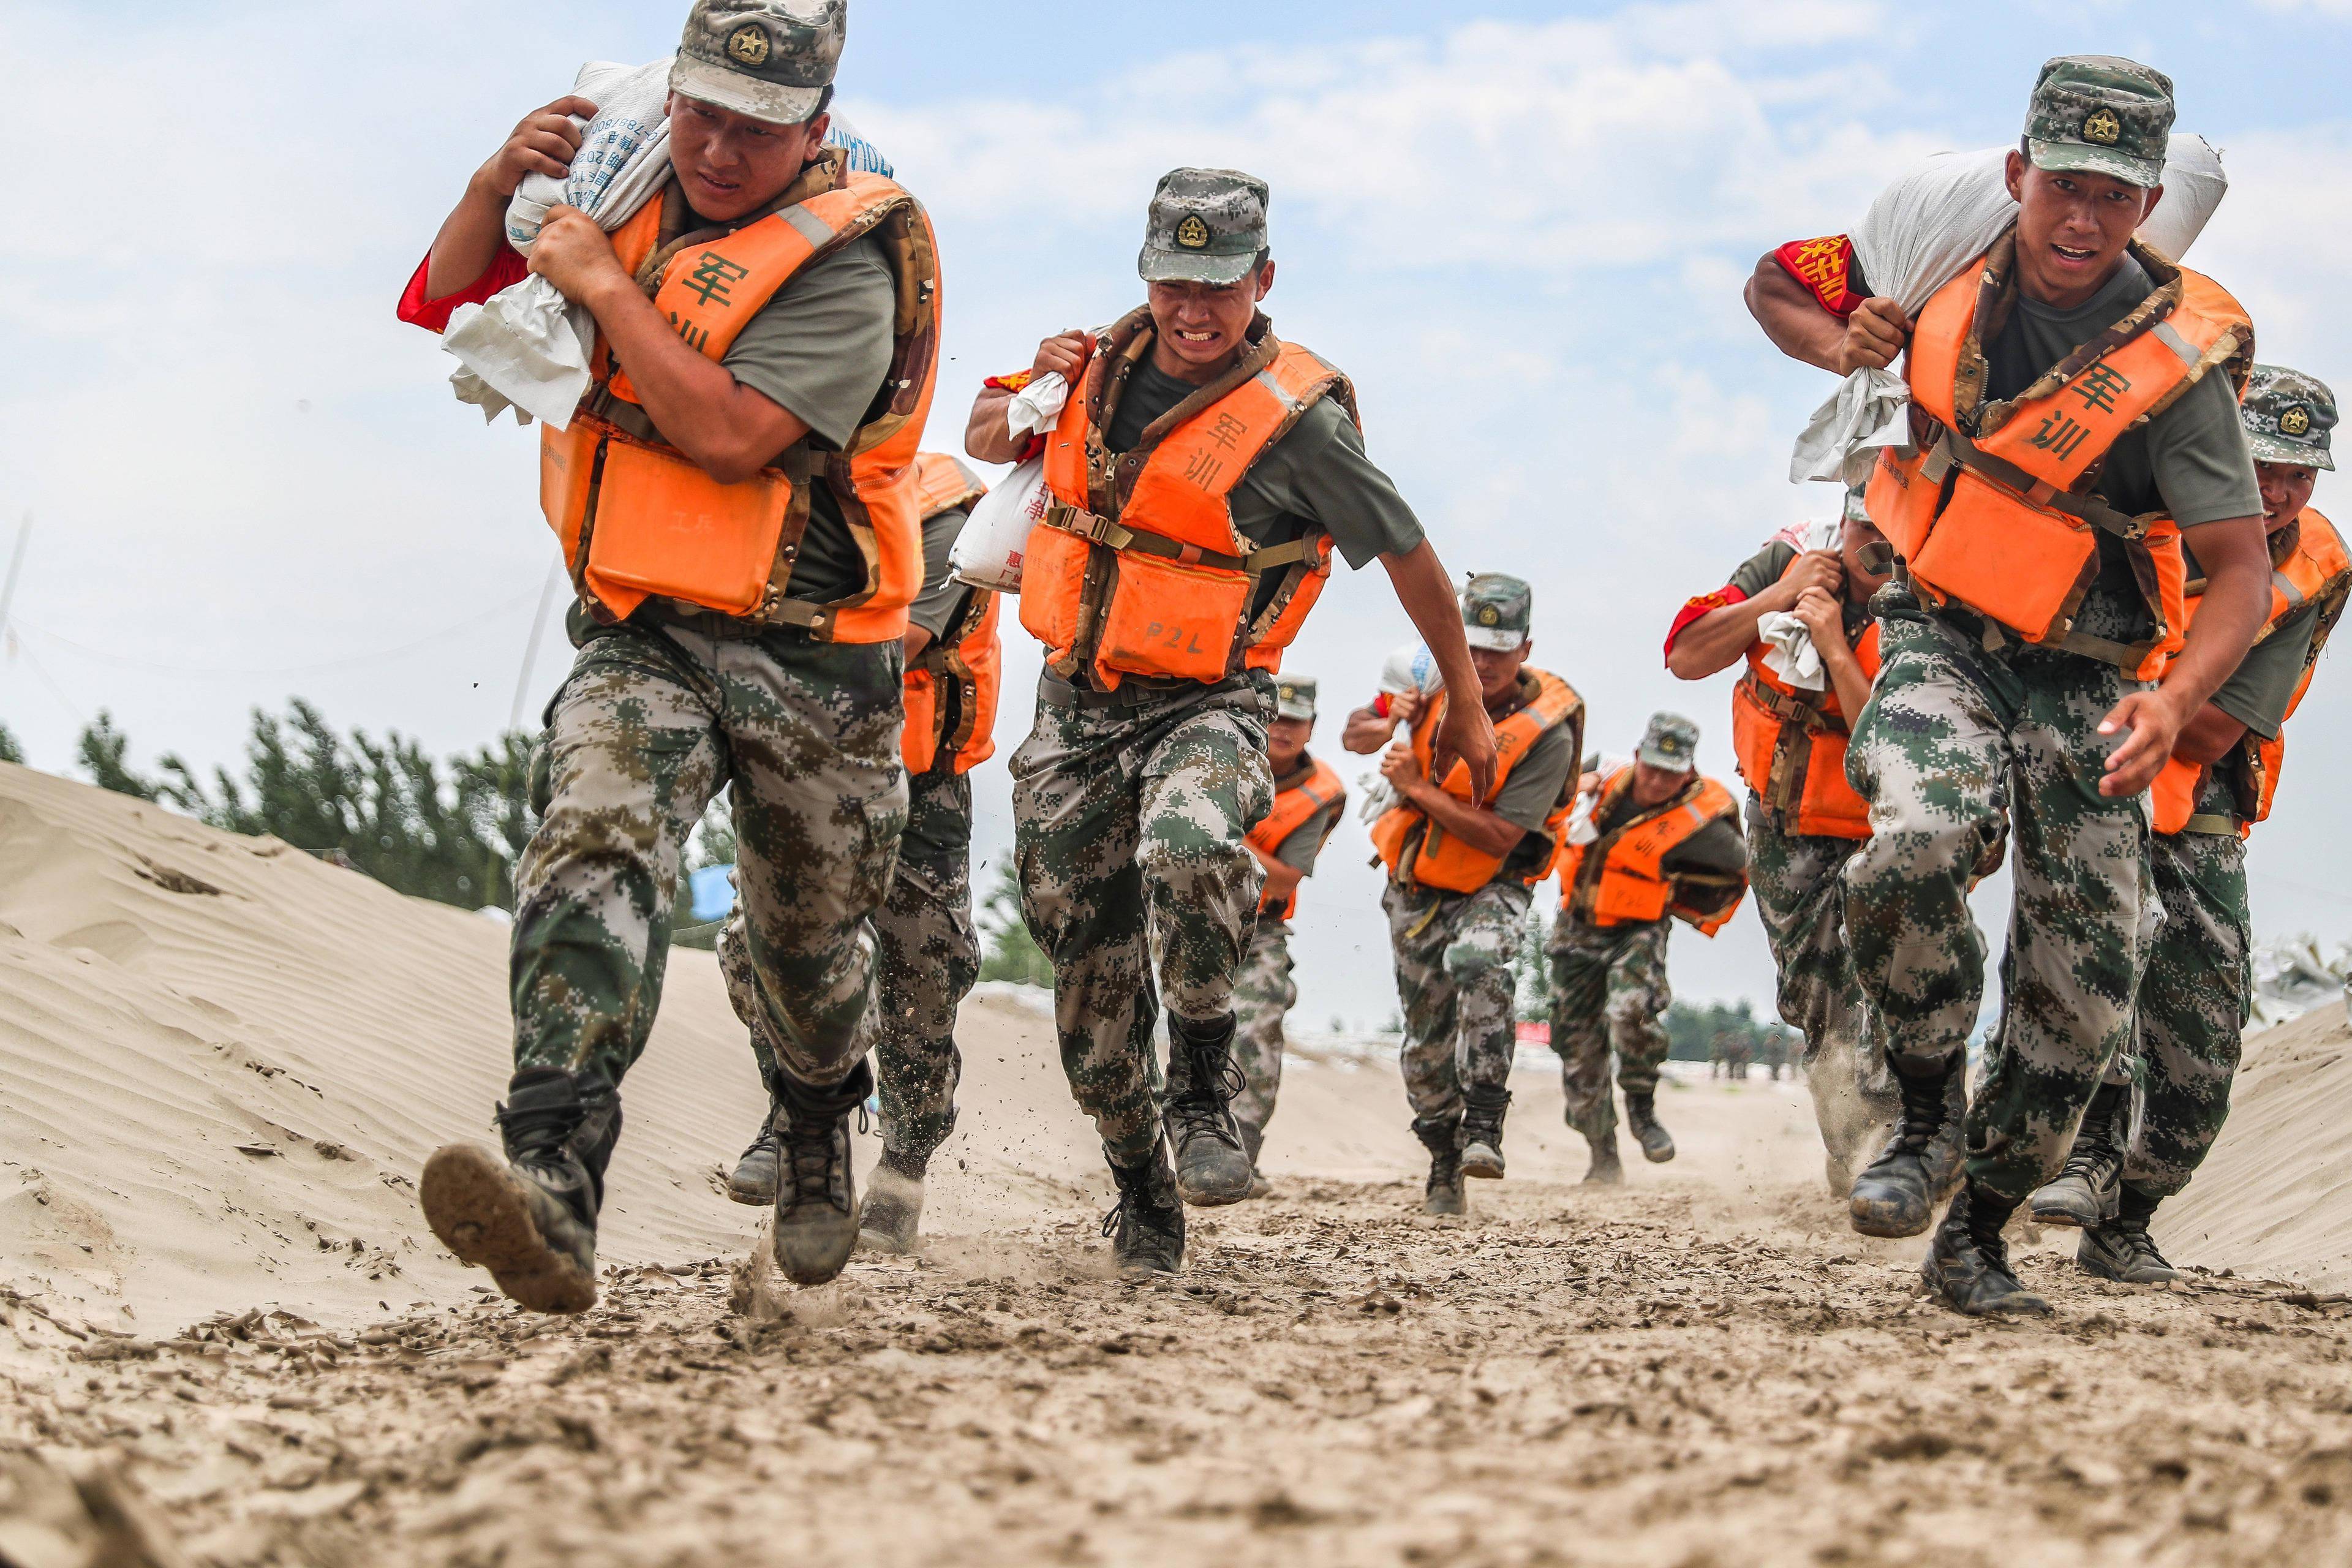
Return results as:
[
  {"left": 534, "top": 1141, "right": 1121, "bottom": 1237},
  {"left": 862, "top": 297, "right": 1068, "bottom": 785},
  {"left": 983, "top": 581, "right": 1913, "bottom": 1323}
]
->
[
  {"left": 78, "top": 712, "right": 160, "bottom": 800},
  {"left": 1513, "top": 902, "right": 1551, "bottom": 1022},
  {"left": 0, "top": 722, "right": 22, "bottom": 766}
]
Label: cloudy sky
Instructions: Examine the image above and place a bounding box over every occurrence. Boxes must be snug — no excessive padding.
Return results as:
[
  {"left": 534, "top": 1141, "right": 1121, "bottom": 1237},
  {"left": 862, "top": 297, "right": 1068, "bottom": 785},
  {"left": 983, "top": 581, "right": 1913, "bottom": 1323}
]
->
[{"left": 6, "top": 0, "right": 2351, "bottom": 1032}]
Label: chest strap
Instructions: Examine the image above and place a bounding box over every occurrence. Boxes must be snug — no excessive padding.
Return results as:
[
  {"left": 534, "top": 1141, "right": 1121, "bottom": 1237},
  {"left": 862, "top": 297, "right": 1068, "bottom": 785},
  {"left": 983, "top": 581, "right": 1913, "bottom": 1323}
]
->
[
  {"left": 1737, "top": 671, "right": 1847, "bottom": 735},
  {"left": 1041, "top": 500, "right": 1321, "bottom": 575}
]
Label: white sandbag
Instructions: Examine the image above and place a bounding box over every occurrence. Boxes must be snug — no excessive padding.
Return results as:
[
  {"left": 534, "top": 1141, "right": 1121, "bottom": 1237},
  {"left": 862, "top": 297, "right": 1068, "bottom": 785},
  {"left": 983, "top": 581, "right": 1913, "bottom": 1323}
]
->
[
  {"left": 441, "top": 59, "right": 893, "bottom": 428},
  {"left": 951, "top": 458, "right": 1047, "bottom": 592},
  {"left": 1354, "top": 641, "right": 1446, "bottom": 822},
  {"left": 1752, "top": 517, "right": 1841, "bottom": 692},
  {"left": 1791, "top": 136, "right": 2229, "bottom": 486},
  {"left": 949, "top": 373, "right": 1071, "bottom": 592}
]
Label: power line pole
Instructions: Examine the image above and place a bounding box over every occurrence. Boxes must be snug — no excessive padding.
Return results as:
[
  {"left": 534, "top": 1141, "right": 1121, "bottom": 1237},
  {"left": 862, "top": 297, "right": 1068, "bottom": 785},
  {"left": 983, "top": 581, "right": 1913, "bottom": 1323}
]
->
[
  {"left": 510, "top": 557, "right": 564, "bottom": 733},
  {"left": 0, "top": 514, "right": 30, "bottom": 656}
]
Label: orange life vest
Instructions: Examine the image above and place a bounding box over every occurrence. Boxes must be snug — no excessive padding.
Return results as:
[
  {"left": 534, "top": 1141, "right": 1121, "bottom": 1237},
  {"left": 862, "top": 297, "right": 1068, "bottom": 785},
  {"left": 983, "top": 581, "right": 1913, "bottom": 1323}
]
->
[
  {"left": 1728, "top": 548, "right": 1883, "bottom": 841},
  {"left": 1865, "top": 233, "right": 2252, "bottom": 680},
  {"left": 1020, "top": 307, "right": 1352, "bottom": 690},
  {"left": 1246, "top": 755, "right": 1346, "bottom": 919},
  {"left": 538, "top": 159, "right": 943, "bottom": 643},
  {"left": 1370, "top": 669, "right": 1585, "bottom": 894},
  {"left": 900, "top": 453, "right": 1001, "bottom": 777},
  {"left": 2150, "top": 508, "right": 2351, "bottom": 837},
  {"left": 1556, "top": 766, "right": 1746, "bottom": 937}
]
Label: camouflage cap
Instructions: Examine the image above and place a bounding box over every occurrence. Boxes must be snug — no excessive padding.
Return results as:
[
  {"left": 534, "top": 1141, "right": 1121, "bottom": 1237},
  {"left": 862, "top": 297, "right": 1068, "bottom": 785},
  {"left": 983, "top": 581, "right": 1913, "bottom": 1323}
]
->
[
  {"left": 1843, "top": 482, "right": 1872, "bottom": 526},
  {"left": 1460, "top": 573, "right": 1532, "bottom": 651},
  {"left": 2024, "top": 56, "right": 2174, "bottom": 188},
  {"left": 2242, "top": 364, "right": 2337, "bottom": 472},
  {"left": 1139, "top": 169, "right": 1269, "bottom": 287},
  {"left": 1636, "top": 712, "right": 1700, "bottom": 774},
  {"left": 1272, "top": 675, "right": 1319, "bottom": 723},
  {"left": 672, "top": 0, "right": 844, "bottom": 127}
]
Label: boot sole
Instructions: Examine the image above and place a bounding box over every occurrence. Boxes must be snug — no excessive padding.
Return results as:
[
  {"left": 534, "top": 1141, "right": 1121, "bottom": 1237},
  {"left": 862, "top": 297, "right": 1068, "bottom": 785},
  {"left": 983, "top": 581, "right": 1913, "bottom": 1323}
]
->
[
  {"left": 1919, "top": 1254, "right": 2053, "bottom": 1317},
  {"left": 2027, "top": 1197, "right": 2107, "bottom": 1229},
  {"left": 1175, "top": 1179, "right": 1254, "bottom": 1207},
  {"left": 1460, "top": 1144, "right": 1505, "bottom": 1180},
  {"left": 419, "top": 1144, "right": 595, "bottom": 1314},
  {"left": 1849, "top": 1192, "right": 1932, "bottom": 1240},
  {"left": 856, "top": 1226, "right": 916, "bottom": 1256},
  {"left": 726, "top": 1177, "right": 776, "bottom": 1207},
  {"left": 1638, "top": 1142, "right": 1675, "bottom": 1164},
  {"left": 774, "top": 1208, "right": 861, "bottom": 1286}
]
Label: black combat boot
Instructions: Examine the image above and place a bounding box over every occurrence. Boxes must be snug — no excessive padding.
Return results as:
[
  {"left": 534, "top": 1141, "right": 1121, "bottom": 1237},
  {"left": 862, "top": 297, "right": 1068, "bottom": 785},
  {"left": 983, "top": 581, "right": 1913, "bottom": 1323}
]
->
[
  {"left": 1164, "top": 1012, "right": 1254, "bottom": 1205},
  {"left": 1413, "top": 1115, "right": 1466, "bottom": 1216},
  {"left": 1458, "top": 1085, "right": 1512, "bottom": 1179},
  {"left": 1624, "top": 1090, "right": 1676, "bottom": 1163},
  {"left": 1921, "top": 1181, "right": 2052, "bottom": 1317},
  {"left": 726, "top": 1101, "right": 780, "bottom": 1205},
  {"left": 2028, "top": 1081, "right": 2128, "bottom": 1228},
  {"left": 2078, "top": 1183, "right": 2181, "bottom": 1283},
  {"left": 421, "top": 1067, "right": 622, "bottom": 1314},
  {"left": 1582, "top": 1133, "right": 1624, "bottom": 1185},
  {"left": 1849, "top": 1054, "right": 1962, "bottom": 1238},
  {"left": 856, "top": 1146, "right": 929, "bottom": 1255},
  {"left": 1102, "top": 1140, "right": 1186, "bottom": 1275},
  {"left": 771, "top": 1059, "right": 872, "bottom": 1286}
]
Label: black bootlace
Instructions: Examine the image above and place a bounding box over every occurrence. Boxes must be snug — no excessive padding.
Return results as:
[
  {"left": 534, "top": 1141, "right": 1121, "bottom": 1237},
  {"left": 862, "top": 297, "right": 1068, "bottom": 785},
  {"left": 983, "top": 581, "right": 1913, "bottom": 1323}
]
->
[
  {"left": 496, "top": 1100, "right": 580, "bottom": 1170},
  {"left": 1891, "top": 1065, "right": 1953, "bottom": 1154},
  {"left": 1101, "top": 1162, "right": 1178, "bottom": 1240},
  {"left": 2057, "top": 1103, "right": 2125, "bottom": 1188},
  {"left": 778, "top": 1103, "right": 867, "bottom": 1205},
  {"left": 2112, "top": 1213, "right": 2171, "bottom": 1270},
  {"left": 1167, "top": 1044, "right": 1246, "bottom": 1148}
]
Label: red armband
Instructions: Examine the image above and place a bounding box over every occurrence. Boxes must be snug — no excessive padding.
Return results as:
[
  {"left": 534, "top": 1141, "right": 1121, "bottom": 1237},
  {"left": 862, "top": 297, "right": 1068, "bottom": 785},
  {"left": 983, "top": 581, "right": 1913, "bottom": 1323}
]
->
[
  {"left": 1664, "top": 586, "right": 1747, "bottom": 664},
  {"left": 1372, "top": 692, "right": 1394, "bottom": 719},
  {"left": 397, "top": 249, "right": 528, "bottom": 333},
  {"left": 1771, "top": 235, "right": 1864, "bottom": 320},
  {"left": 982, "top": 370, "right": 1049, "bottom": 462}
]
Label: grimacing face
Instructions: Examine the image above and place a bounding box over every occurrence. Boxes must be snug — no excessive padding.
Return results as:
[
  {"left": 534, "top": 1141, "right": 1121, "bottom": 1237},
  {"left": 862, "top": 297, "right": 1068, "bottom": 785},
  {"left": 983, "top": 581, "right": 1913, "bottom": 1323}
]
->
[
  {"left": 667, "top": 92, "right": 830, "bottom": 222},
  {"left": 2256, "top": 461, "right": 2318, "bottom": 535},
  {"left": 1146, "top": 262, "right": 1274, "bottom": 379},
  {"left": 1629, "top": 759, "right": 1690, "bottom": 809},
  {"left": 1841, "top": 513, "right": 1891, "bottom": 600},
  {"left": 1470, "top": 639, "right": 1531, "bottom": 704}
]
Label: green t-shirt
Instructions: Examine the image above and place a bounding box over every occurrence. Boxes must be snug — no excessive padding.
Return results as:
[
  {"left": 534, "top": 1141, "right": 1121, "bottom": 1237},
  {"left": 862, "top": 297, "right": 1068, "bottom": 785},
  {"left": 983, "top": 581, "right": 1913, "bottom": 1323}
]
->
[
  {"left": 1103, "top": 353, "right": 1427, "bottom": 581},
  {"left": 908, "top": 505, "right": 973, "bottom": 643},
  {"left": 1981, "top": 256, "right": 2262, "bottom": 644},
  {"left": 1268, "top": 755, "right": 1344, "bottom": 875}
]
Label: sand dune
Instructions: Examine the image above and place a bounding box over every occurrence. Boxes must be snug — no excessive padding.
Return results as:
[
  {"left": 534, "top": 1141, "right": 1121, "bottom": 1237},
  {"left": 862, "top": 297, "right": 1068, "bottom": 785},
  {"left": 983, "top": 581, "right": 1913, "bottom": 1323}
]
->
[{"left": 2159, "top": 1000, "right": 2352, "bottom": 1292}]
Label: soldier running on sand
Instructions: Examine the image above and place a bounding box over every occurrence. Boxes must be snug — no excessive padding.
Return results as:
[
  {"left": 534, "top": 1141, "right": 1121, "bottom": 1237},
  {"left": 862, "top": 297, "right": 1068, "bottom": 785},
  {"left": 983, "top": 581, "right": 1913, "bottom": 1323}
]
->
[
  {"left": 410, "top": 0, "right": 943, "bottom": 1308},
  {"left": 723, "top": 454, "right": 999, "bottom": 1256},
  {"left": 1665, "top": 489, "right": 1964, "bottom": 1198},
  {"left": 1549, "top": 715, "right": 1748, "bottom": 1183},
  {"left": 1347, "top": 575, "right": 1584, "bottom": 1215},
  {"left": 1230, "top": 676, "right": 1346, "bottom": 1189},
  {"left": 1747, "top": 56, "right": 2272, "bottom": 1316},
  {"left": 965, "top": 170, "right": 1498, "bottom": 1275},
  {"left": 2027, "top": 368, "right": 2349, "bottom": 1283}
]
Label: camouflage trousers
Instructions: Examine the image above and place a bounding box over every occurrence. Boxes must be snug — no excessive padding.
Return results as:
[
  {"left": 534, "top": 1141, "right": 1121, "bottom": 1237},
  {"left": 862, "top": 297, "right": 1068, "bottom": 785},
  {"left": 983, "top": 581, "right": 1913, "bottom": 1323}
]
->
[
  {"left": 2093, "top": 829, "right": 2250, "bottom": 1197},
  {"left": 511, "top": 621, "right": 904, "bottom": 1092},
  {"left": 1547, "top": 916, "right": 1672, "bottom": 1142},
  {"left": 1744, "top": 794, "right": 1898, "bottom": 1173},
  {"left": 1231, "top": 921, "right": 1296, "bottom": 1144},
  {"left": 1011, "top": 676, "right": 1273, "bottom": 1163},
  {"left": 723, "top": 762, "right": 979, "bottom": 1163},
  {"left": 1386, "top": 880, "right": 1529, "bottom": 1125},
  {"left": 1844, "top": 605, "right": 2152, "bottom": 1202}
]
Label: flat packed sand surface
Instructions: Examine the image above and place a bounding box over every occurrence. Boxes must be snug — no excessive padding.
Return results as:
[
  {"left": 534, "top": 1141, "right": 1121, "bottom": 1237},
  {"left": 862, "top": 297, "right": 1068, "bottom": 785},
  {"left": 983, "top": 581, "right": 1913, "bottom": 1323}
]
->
[{"left": 3, "top": 760, "right": 2349, "bottom": 1567}]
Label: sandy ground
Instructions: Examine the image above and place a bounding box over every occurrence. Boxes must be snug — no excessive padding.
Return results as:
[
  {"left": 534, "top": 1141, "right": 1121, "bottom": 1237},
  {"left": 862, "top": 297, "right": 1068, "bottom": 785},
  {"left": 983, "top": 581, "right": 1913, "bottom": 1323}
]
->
[{"left": 4, "top": 761, "right": 2351, "bottom": 1567}]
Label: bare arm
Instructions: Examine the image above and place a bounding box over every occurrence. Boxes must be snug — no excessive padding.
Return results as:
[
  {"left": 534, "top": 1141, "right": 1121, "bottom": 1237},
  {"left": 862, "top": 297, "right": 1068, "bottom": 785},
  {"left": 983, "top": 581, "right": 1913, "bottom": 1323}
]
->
[
  {"left": 1385, "top": 748, "right": 1526, "bottom": 860},
  {"left": 2101, "top": 515, "right": 2271, "bottom": 796},
  {"left": 1247, "top": 843, "right": 1306, "bottom": 907},
  {"left": 1381, "top": 542, "right": 1498, "bottom": 802},
  {"left": 965, "top": 330, "right": 1094, "bottom": 467},
  {"left": 1667, "top": 551, "right": 1843, "bottom": 679},
  {"left": 1342, "top": 689, "right": 1419, "bottom": 755},
  {"left": 425, "top": 96, "right": 597, "bottom": 301},
  {"left": 2170, "top": 703, "right": 2250, "bottom": 768},
  {"left": 531, "top": 208, "right": 807, "bottom": 483},
  {"left": 1744, "top": 252, "right": 1910, "bottom": 375},
  {"left": 1814, "top": 611, "right": 1876, "bottom": 723},
  {"left": 902, "top": 625, "right": 935, "bottom": 662}
]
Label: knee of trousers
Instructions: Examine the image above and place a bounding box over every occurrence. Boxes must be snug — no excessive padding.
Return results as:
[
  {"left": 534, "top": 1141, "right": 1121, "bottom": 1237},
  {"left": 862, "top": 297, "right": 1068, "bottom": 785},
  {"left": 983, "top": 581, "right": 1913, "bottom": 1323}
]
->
[
  {"left": 1443, "top": 935, "right": 1509, "bottom": 986},
  {"left": 1136, "top": 829, "right": 1258, "bottom": 903}
]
